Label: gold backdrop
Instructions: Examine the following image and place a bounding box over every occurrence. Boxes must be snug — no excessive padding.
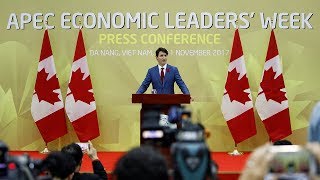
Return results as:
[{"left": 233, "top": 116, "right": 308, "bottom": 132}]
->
[{"left": 0, "top": 0, "right": 320, "bottom": 151}]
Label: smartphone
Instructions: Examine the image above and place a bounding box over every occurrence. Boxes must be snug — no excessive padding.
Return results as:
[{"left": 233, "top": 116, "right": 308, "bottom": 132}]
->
[
  {"left": 264, "top": 145, "right": 319, "bottom": 180},
  {"left": 76, "top": 143, "right": 89, "bottom": 151}
]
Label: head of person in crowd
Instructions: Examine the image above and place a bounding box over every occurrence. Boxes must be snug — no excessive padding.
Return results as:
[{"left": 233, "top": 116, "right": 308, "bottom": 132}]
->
[
  {"left": 61, "top": 143, "right": 83, "bottom": 172},
  {"left": 273, "top": 139, "right": 293, "bottom": 146},
  {"left": 113, "top": 146, "right": 169, "bottom": 180},
  {"left": 41, "top": 151, "right": 76, "bottom": 180}
]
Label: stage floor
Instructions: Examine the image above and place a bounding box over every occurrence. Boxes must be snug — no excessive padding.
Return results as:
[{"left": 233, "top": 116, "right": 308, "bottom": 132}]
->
[{"left": 10, "top": 151, "right": 250, "bottom": 180}]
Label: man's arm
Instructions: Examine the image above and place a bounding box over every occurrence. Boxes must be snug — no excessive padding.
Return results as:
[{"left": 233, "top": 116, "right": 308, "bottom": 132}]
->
[
  {"left": 136, "top": 69, "right": 152, "bottom": 94},
  {"left": 87, "top": 141, "right": 108, "bottom": 180},
  {"left": 174, "top": 67, "right": 190, "bottom": 94}
]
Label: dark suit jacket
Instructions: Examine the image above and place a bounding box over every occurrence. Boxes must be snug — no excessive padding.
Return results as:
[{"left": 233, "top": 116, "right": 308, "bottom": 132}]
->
[
  {"left": 136, "top": 64, "right": 189, "bottom": 94},
  {"left": 73, "top": 160, "right": 107, "bottom": 180}
]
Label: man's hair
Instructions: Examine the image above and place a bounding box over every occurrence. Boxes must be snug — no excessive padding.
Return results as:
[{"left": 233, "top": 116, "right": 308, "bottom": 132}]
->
[
  {"left": 156, "top": 47, "right": 168, "bottom": 57},
  {"left": 113, "top": 146, "right": 169, "bottom": 180},
  {"left": 41, "top": 151, "right": 76, "bottom": 179},
  {"left": 273, "top": 139, "right": 293, "bottom": 146},
  {"left": 61, "top": 143, "right": 83, "bottom": 166}
]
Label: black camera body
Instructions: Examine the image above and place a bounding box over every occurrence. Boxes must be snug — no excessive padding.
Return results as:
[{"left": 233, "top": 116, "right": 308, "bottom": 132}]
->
[
  {"left": 171, "top": 122, "right": 215, "bottom": 180},
  {"left": 141, "top": 105, "right": 177, "bottom": 147},
  {"left": 0, "top": 141, "right": 43, "bottom": 180},
  {"left": 140, "top": 106, "right": 217, "bottom": 179}
]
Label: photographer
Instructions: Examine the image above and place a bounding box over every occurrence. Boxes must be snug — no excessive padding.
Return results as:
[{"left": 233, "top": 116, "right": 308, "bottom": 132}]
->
[{"left": 61, "top": 141, "right": 107, "bottom": 180}]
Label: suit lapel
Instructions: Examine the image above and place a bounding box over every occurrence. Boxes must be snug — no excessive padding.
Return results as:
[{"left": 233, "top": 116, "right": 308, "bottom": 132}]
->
[{"left": 153, "top": 66, "right": 162, "bottom": 86}]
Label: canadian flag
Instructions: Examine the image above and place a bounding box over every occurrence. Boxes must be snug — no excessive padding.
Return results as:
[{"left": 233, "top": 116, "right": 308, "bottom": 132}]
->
[
  {"left": 31, "top": 30, "right": 67, "bottom": 143},
  {"left": 65, "top": 29, "right": 100, "bottom": 142},
  {"left": 221, "top": 29, "right": 256, "bottom": 144},
  {"left": 255, "top": 30, "right": 292, "bottom": 141}
]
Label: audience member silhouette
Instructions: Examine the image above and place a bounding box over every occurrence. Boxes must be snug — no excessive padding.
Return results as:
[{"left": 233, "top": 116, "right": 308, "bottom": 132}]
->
[
  {"left": 41, "top": 151, "right": 76, "bottom": 180},
  {"left": 113, "top": 146, "right": 169, "bottom": 180}
]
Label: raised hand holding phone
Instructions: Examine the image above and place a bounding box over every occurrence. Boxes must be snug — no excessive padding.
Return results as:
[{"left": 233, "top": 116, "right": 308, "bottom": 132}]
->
[
  {"left": 76, "top": 142, "right": 89, "bottom": 152},
  {"left": 87, "top": 140, "right": 98, "bottom": 161}
]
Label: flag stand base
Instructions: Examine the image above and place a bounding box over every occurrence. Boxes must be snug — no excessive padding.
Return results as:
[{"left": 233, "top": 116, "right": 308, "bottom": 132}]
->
[
  {"left": 228, "top": 148, "right": 243, "bottom": 156},
  {"left": 40, "top": 146, "right": 50, "bottom": 154}
]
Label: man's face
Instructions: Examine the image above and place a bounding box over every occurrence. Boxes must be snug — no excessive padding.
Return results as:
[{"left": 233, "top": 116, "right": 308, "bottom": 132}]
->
[{"left": 156, "top": 51, "right": 167, "bottom": 66}]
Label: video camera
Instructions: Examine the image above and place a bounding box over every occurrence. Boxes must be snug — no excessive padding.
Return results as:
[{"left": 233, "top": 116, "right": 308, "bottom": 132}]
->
[
  {"left": 265, "top": 145, "right": 320, "bottom": 180},
  {"left": 171, "top": 120, "right": 217, "bottom": 180},
  {"left": 0, "top": 141, "right": 43, "bottom": 180},
  {"left": 141, "top": 105, "right": 177, "bottom": 147},
  {"left": 140, "top": 105, "right": 217, "bottom": 179}
]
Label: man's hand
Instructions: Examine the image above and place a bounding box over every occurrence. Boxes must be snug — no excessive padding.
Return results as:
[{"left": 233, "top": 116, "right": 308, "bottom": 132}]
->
[
  {"left": 240, "top": 143, "right": 274, "bottom": 180},
  {"left": 86, "top": 140, "right": 99, "bottom": 161}
]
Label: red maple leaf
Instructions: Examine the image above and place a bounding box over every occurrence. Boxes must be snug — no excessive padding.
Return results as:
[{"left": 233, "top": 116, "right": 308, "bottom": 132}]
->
[
  {"left": 34, "top": 68, "right": 60, "bottom": 105},
  {"left": 225, "top": 69, "right": 251, "bottom": 104},
  {"left": 68, "top": 68, "right": 94, "bottom": 104},
  {"left": 259, "top": 68, "right": 287, "bottom": 103}
]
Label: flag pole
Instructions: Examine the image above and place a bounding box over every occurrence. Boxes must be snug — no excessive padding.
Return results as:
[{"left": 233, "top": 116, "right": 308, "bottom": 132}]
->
[
  {"left": 228, "top": 142, "right": 243, "bottom": 156},
  {"left": 39, "top": 21, "right": 50, "bottom": 155},
  {"left": 40, "top": 142, "right": 50, "bottom": 154}
]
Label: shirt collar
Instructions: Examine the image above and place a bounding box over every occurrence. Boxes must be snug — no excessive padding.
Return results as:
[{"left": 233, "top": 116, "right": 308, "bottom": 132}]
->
[{"left": 158, "top": 64, "right": 167, "bottom": 70}]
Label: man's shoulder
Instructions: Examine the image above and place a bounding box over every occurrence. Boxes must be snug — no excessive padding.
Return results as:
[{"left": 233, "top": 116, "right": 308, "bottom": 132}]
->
[
  {"left": 167, "top": 64, "right": 178, "bottom": 71},
  {"left": 148, "top": 66, "right": 158, "bottom": 71},
  {"left": 73, "top": 172, "right": 101, "bottom": 180},
  {"left": 168, "top": 64, "right": 177, "bottom": 67}
]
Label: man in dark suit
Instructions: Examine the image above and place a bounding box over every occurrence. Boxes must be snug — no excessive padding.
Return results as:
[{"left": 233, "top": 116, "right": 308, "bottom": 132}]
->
[{"left": 136, "top": 47, "right": 190, "bottom": 94}]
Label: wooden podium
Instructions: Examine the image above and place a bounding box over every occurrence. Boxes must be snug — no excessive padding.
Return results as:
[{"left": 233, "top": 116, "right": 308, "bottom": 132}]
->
[
  {"left": 132, "top": 94, "right": 191, "bottom": 143},
  {"left": 132, "top": 94, "right": 191, "bottom": 105}
]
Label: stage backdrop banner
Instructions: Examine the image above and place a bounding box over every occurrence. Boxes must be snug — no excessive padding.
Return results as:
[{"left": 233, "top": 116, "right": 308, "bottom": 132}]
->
[{"left": 0, "top": 0, "right": 319, "bottom": 151}]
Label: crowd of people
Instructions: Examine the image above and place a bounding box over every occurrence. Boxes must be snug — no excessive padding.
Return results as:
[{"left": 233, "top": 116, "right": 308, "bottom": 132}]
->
[
  {"left": 38, "top": 143, "right": 170, "bottom": 180},
  {"left": 38, "top": 140, "right": 320, "bottom": 180},
  {"left": 2, "top": 130, "right": 320, "bottom": 179},
  {"left": 38, "top": 101, "right": 320, "bottom": 180}
]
